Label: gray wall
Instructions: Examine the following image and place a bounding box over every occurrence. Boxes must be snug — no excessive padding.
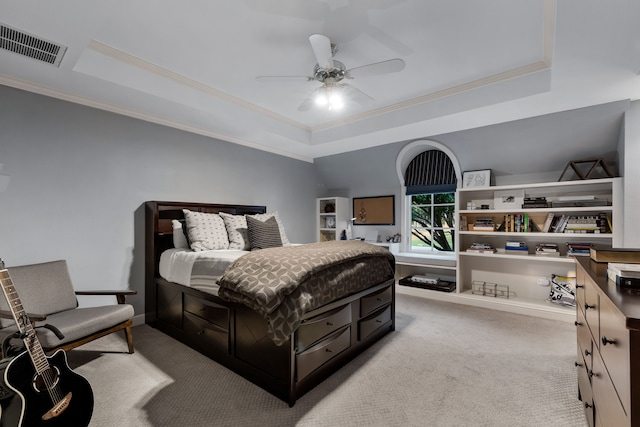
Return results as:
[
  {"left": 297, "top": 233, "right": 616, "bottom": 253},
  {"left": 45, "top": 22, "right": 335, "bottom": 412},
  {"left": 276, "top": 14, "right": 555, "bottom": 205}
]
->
[
  {"left": 623, "top": 101, "right": 640, "bottom": 247},
  {"left": 314, "top": 101, "right": 628, "bottom": 241},
  {"left": 0, "top": 85, "right": 321, "bottom": 314}
]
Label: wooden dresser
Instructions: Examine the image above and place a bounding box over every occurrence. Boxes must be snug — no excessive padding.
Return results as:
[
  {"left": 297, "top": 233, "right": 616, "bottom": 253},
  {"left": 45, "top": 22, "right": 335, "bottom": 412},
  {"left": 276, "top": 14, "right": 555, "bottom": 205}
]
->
[{"left": 575, "top": 257, "right": 640, "bottom": 426}]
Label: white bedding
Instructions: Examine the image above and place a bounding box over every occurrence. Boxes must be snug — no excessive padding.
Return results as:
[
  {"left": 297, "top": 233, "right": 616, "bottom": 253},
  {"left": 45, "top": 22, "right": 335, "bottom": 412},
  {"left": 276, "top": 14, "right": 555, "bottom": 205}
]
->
[{"left": 159, "top": 248, "right": 248, "bottom": 292}]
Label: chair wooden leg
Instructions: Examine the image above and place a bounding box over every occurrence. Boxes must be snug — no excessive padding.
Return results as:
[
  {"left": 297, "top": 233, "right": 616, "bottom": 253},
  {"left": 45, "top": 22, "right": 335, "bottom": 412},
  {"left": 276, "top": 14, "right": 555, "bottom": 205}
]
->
[{"left": 124, "top": 325, "right": 134, "bottom": 354}]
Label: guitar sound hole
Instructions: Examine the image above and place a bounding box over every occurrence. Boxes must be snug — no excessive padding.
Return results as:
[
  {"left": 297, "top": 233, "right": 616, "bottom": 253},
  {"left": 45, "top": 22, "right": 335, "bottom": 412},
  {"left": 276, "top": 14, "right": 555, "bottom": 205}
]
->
[{"left": 33, "top": 366, "right": 60, "bottom": 393}]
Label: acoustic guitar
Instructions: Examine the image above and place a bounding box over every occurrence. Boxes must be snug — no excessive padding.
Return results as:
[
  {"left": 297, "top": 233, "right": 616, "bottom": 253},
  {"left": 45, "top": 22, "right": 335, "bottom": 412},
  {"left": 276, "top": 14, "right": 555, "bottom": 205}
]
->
[{"left": 0, "top": 260, "right": 93, "bottom": 426}]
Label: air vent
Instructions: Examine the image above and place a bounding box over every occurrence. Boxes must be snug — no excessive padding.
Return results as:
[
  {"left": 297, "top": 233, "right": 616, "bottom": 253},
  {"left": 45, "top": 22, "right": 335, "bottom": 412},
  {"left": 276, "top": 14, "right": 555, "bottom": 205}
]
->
[{"left": 0, "top": 23, "right": 67, "bottom": 67}]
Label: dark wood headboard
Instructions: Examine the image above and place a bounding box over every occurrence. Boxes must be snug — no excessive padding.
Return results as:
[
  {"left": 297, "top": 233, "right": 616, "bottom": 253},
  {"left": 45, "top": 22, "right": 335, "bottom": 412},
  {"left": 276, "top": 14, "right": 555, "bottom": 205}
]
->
[{"left": 144, "top": 201, "right": 266, "bottom": 325}]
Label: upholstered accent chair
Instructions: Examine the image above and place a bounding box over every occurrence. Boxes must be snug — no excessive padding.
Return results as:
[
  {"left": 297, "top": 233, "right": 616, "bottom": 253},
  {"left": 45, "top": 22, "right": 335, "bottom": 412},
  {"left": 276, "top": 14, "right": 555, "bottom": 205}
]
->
[{"left": 0, "top": 260, "right": 136, "bottom": 355}]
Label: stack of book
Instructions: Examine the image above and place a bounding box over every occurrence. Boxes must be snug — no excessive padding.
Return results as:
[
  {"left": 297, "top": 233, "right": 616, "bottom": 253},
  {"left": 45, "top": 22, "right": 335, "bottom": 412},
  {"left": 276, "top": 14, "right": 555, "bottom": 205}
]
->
[
  {"left": 607, "top": 263, "right": 640, "bottom": 288},
  {"left": 466, "top": 242, "right": 496, "bottom": 254},
  {"left": 536, "top": 243, "right": 560, "bottom": 256},
  {"left": 497, "top": 214, "right": 538, "bottom": 233},
  {"left": 551, "top": 195, "right": 610, "bottom": 208},
  {"left": 567, "top": 242, "right": 594, "bottom": 256},
  {"left": 542, "top": 213, "right": 611, "bottom": 234},
  {"left": 522, "top": 197, "right": 549, "bottom": 208},
  {"left": 564, "top": 214, "right": 610, "bottom": 234},
  {"left": 472, "top": 217, "right": 495, "bottom": 231},
  {"left": 505, "top": 241, "right": 529, "bottom": 254}
]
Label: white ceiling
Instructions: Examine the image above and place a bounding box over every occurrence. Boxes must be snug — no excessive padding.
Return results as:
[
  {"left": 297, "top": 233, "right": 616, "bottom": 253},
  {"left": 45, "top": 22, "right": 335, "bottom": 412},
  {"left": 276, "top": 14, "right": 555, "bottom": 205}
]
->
[{"left": 1, "top": 0, "right": 639, "bottom": 162}]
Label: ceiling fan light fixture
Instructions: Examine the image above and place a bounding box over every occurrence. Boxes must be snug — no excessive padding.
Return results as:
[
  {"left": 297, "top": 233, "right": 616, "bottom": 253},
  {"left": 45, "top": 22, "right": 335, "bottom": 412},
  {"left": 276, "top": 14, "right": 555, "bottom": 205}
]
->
[{"left": 315, "top": 86, "right": 343, "bottom": 110}]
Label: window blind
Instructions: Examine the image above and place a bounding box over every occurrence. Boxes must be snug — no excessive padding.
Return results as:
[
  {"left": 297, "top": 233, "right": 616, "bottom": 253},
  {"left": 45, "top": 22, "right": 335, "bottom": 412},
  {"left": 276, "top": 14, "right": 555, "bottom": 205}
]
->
[{"left": 404, "top": 150, "right": 457, "bottom": 195}]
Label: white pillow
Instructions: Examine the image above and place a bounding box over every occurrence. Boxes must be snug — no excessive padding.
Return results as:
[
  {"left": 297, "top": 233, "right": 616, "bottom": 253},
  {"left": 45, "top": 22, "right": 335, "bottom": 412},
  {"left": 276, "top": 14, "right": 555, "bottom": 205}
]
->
[
  {"left": 250, "top": 211, "right": 290, "bottom": 245},
  {"left": 219, "top": 212, "right": 249, "bottom": 250},
  {"left": 172, "top": 219, "right": 190, "bottom": 249},
  {"left": 182, "top": 209, "right": 229, "bottom": 251}
]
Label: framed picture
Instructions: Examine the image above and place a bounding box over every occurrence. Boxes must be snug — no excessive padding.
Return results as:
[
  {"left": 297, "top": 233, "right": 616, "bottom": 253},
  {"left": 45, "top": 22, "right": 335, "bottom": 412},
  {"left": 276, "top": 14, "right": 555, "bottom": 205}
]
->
[
  {"left": 493, "top": 189, "right": 525, "bottom": 210},
  {"left": 462, "top": 169, "right": 491, "bottom": 188},
  {"left": 353, "top": 195, "right": 395, "bottom": 225}
]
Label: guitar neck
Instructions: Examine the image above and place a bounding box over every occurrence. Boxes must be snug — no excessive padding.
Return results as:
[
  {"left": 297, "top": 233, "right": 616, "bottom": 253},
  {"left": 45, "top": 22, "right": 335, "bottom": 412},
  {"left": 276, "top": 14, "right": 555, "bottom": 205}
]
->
[{"left": 0, "top": 265, "right": 50, "bottom": 375}]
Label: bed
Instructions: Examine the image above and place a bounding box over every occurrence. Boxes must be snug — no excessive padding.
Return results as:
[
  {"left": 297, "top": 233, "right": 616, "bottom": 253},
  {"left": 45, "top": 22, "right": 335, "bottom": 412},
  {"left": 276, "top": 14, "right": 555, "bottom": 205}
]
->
[{"left": 144, "top": 201, "right": 395, "bottom": 406}]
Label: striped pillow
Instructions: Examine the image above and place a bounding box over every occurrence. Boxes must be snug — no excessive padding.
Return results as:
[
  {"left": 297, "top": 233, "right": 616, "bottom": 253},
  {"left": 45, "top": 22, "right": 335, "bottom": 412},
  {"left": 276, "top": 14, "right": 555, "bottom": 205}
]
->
[{"left": 246, "top": 215, "right": 282, "bottom": 250}]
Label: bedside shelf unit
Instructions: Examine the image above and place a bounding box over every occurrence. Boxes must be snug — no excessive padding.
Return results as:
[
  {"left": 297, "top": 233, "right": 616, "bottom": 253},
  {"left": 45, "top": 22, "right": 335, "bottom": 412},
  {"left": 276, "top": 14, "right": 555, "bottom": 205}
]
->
[
  {"left": 455, "top": 178, "right": 622, "bottom": 317},
  {"left": 317, "top": 197, "right": 349, "bottom": 242}
]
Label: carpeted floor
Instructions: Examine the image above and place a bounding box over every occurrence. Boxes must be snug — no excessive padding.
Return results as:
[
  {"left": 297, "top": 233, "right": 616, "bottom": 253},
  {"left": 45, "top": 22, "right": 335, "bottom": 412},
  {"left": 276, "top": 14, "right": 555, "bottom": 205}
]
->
[{"left": 67, "top": 292, "right": 587, "bottom": 427}]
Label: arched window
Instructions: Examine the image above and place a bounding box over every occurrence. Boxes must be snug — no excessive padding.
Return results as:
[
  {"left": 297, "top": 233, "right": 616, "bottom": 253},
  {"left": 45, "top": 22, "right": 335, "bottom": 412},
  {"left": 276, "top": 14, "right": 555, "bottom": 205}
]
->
[{"left": 396, "top": 140, "right": 461, "bottom": 254}]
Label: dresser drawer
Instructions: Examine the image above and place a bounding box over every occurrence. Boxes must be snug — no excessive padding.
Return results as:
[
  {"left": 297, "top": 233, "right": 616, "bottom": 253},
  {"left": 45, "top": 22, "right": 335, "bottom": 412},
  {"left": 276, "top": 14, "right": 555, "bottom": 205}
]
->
[
  {"left": 577, "top": 351, "right": 594, "bottom": 427},
  {"left": 584, "top": 286, "right": 599, "bottom": 340},
  {"left": 592, "top": 350, "right": 628, "bottom": 427},
  {"left": 297, "top": 304, "right": 352, "bottom": 352},
  {"left": 598, "top": 295, "right": 630, "bottom": 413},
  {"left": 358, "top": 304, "right": 392, "bottom": 341},
  {"left": 577, "top": 309, "right": 593, "bottom": 373},
  {"left": 184, "top": 294, "right": 229, "bottom": 330},
  {"left": 296, "top": 326, "right": 351, "bottom": 380},
  {"left": 360, "top": 285, "right": 392, "bottom": 317},
  {"left": 183, "top": 311, "right": 229, "bottom": 353},
  {"left": 576, "top": 265, "right": 587, "bottom": 317}
]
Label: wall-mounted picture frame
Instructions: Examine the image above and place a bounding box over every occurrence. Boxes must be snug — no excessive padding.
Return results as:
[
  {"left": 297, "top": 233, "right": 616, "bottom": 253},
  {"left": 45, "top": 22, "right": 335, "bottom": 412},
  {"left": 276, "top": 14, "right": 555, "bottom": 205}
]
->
[
  {"left": 493, "top": 189, "right": 525, "bottom": 210},
  {"left": 462, "top": 169, "right": 491, "bottom": 188},
  {"left": 353, "top": 195, "right": 395, "bottom": 225}
]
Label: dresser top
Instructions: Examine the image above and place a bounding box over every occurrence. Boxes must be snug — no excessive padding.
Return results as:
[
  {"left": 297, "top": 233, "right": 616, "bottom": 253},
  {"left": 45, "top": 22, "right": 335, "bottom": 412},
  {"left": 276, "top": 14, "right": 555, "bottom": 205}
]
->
[{"left": 577, "top": 256, "right": 640, "bottom": 330}]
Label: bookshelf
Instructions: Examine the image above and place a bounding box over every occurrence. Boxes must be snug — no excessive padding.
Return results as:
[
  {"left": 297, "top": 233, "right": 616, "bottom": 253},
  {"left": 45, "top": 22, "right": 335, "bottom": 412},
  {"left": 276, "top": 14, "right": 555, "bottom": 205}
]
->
[
  {"left": 454, "top": 177, "right": 622, "bottom": 318},
  {"left": 317, "top": 197, "right": 349, "bottom": 242}
]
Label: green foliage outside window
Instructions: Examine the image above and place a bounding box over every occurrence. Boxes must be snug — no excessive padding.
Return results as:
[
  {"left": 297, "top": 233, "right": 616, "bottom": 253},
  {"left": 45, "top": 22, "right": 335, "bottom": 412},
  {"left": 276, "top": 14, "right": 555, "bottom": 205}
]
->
[{"left": 411, "top": 192, "right": 456, "bottom": 252}]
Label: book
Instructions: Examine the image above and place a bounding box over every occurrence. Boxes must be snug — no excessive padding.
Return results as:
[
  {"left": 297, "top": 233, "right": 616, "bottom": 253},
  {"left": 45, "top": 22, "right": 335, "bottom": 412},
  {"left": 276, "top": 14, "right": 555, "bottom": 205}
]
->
[
  {"left": 590, "top": 248, "right": 640, "bottom": 263},
  {"left": 536, "top": 243, "right": 560, "bottom": 256},
  {"left": 542, "top": 213, "right": 555, "bottom": 233},
  {"left": 606, "top": 269, "right": 640, "bottom": 287},
  {"left": 607, "top": 263, "right": 640, "bottom": 279}
]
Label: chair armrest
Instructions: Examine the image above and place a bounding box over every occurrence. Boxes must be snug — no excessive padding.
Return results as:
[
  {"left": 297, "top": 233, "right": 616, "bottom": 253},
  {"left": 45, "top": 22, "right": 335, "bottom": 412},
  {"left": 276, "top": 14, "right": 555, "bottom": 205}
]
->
[
  {"left": 0, "top": 309, "right": 47, "bottom": 322},
  {"left": 75, "top": 290, "right": 137, "bottom": 304}
]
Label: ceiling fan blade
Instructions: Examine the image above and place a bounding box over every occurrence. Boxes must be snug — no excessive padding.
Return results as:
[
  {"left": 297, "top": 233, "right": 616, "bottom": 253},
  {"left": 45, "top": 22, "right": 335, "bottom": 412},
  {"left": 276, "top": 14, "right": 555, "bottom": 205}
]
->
[
  {"left": 341, "top": 83, "right": 375, "bottom": 105},
  {"left": 256, "top": 75, "right": 313, "bottom": 82},
  {"left": 298, "top": 87, "right": 322, "bottom": 111},
  {"left": 347, "top": 58, "right": 405, "bottom": 79},
  {"left": 309, "top": 34, "right": 333, "bottom": 69}
]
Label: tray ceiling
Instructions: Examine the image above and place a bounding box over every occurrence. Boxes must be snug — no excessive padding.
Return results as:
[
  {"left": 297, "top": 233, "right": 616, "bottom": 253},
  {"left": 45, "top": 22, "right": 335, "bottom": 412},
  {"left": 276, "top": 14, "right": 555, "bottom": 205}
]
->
[{"left": 1, "top": 0, "right": 639, "bottom": 161}]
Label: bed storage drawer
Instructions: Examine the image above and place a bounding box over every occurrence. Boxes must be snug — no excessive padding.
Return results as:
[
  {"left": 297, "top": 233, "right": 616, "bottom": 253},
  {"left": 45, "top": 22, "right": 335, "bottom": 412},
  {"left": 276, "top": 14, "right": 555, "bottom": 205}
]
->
[
  {"left": 360, "top": 285, "right": 392, "bottom": 317},
  {"left": 183, "top": 311, "right": 229, "bottom": 353},
  {"left": 296, "top": 326, "right": 351, "bottom": 380},
  {"left": 184, "top": 294, "right": 229, "bottom": 330},
  {"left": 358, "top": 304, "right": 392, "bottom": 341},
  {"left": 297, "top": 304, "right": 352, "bottom": 352}
]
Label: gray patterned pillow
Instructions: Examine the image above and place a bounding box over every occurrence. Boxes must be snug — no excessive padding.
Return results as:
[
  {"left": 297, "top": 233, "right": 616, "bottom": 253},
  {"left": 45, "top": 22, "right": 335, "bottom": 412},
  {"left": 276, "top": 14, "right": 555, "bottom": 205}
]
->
[
  {"left": 219, "top": 212, "right": 249, "bottom": 250},
  {"left": 251, "top": 211, "right": 290, "bottom": 245},
  {"left": 246, "top": 216, "right": 282, "bottom": 250},
  {"left": 182, "top": 209, "right": 229, "bottom": 251}
]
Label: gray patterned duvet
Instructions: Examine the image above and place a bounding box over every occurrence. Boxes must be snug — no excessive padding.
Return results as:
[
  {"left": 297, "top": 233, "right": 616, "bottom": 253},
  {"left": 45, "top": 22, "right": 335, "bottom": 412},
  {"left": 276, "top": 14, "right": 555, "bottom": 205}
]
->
[{"left": 217, "top": 240, "right": 395, "bottom": 345}]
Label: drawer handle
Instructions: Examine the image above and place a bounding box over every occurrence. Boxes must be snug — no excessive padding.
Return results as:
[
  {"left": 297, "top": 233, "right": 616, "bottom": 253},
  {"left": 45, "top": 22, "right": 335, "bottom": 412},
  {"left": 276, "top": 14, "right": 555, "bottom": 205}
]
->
[
  {"left": 588, "top": 369, "right": 594, "bottom": 379},
  {"left": 574, "top": 321, "right": 583, "bottom": 327},
  {"left": 585, "top": 402, "right": 593, "bottom": 409},
  {"left": 576, "top": 284, "right": 584, "bottom": 289},
  {"left": 584, "top": 349, "right": 591, "bottom": 357},
  {"left": 325, "top": 348, "right": 332, "bottom": 353},
  {"left": 602, "top": 336, "right": 617, "bottom": 346},
  {"left": 574, "top": 361, "right": 583, "bottom": 368},
  {"left": 584, "top": 303, "right": 595, "bottom": 310},
  {"left": 326, "top": 322, "right": 334, "bottom": 326}
]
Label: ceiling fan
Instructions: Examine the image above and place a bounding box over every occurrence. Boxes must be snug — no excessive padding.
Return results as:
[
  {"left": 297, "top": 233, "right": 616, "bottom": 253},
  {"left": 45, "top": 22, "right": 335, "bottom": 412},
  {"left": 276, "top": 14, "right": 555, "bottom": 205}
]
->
[{"left": 256, "top": 34, "right": 405, "bottom": 111}]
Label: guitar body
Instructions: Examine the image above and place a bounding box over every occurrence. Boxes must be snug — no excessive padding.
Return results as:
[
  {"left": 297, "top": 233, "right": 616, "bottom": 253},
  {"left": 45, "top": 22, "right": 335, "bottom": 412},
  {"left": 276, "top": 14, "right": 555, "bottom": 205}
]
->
[{"left": 3, "top": 349, "right": 93, "bottom": 427}]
